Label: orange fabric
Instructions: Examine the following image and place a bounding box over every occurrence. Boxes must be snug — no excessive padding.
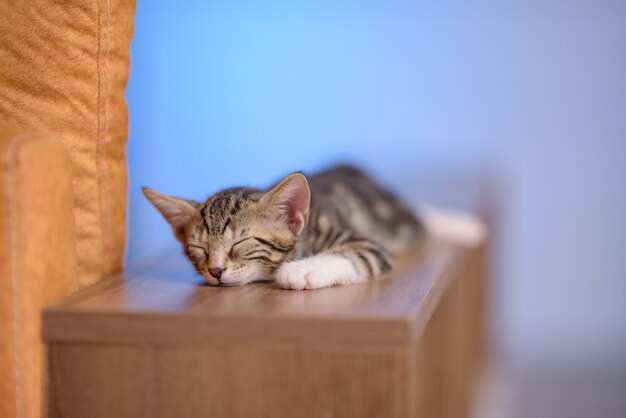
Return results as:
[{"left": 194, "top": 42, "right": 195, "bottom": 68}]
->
[
  {"left": 0, "top": 131, "right": 78, "bottom": 418},
  {"left": 0, "top": 1, "right": 136, "bottom": 416},
  {"left": 0, "top": 0, "right": 136, "bottom": 288}
]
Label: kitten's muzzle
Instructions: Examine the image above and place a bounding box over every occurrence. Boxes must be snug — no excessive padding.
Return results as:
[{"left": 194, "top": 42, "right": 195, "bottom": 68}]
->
[{"left": 209, "top": 266, "right": 226, "bottom": 280}]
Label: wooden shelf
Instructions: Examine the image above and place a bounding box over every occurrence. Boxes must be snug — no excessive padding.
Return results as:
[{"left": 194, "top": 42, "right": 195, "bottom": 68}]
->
[
  {"left": 44, "top": 242, "right": 485, "bottom": 418},
  {"left": 44, "top": 245, "right": 468, "bottom": 348}
]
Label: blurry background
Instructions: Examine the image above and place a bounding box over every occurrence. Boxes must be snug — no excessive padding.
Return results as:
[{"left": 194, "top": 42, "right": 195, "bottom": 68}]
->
[{"left": 126, "top": 1, "right": 626, "bottom": 416}]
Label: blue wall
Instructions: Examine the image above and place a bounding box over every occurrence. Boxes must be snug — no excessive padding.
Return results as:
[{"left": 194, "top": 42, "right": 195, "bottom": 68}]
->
[{"left": 127, "top": 1, "right": 626, "bottom": 368}]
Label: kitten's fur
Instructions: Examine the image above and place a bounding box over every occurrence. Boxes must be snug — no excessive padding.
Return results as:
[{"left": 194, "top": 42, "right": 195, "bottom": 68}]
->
[{"left": 143, "top": 165, "right": 482, "bottom": 290}]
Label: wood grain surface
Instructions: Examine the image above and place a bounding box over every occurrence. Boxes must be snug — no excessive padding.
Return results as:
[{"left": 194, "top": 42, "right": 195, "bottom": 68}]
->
[
  {"left": 43, "top": 244, "right": 469, "bottom": 348},
  {"left": 48, "top": 344, "right": 415, "bottom": 418}
]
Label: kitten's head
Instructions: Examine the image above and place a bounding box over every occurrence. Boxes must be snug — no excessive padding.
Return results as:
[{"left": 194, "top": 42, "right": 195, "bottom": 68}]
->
[{"left": 143, "top": 173, "right": 310, "bottom": 286}]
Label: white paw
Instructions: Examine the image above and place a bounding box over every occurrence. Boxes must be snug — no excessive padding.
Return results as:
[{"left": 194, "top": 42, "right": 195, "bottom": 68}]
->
[{"left": 276, "top": 255, "right": 359, "bottom": 290}]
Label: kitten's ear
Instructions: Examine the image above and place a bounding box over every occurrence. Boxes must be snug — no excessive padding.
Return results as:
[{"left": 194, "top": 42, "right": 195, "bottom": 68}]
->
[
  {"left": 260, "top": 173, "right": 311, "bottom": 236},
  {"left": 142, "top": 188, "right": 198, "bottom": 242}
]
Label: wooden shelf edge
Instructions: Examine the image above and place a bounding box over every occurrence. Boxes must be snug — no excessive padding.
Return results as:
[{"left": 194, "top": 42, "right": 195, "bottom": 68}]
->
[{"left": 43, "top": 243, "right": 480, "bottom": 348}]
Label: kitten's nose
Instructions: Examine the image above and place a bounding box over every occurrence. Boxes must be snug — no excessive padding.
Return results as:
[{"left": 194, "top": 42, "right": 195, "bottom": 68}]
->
[{"left": 209, "top": 266, "right": 226, "bottom": 279}]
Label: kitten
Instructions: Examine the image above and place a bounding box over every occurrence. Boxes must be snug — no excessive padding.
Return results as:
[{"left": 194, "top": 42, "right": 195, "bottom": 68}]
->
[{"left": 143, "top": 165, "right": 484, "bottom": 290}]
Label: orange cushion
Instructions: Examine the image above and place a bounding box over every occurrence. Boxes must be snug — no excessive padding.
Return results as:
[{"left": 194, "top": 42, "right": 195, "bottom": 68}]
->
[
  {"left": 0, "top": 131, "right": 78, "bottom": 418},
  {"left": 0, "top": 0, "right": 136, "bottom": 287}
]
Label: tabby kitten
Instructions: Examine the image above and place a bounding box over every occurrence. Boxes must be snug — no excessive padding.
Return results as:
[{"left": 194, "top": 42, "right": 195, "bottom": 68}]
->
[{"left": 143, "top": 165, "right": 479, "bottom": 290}]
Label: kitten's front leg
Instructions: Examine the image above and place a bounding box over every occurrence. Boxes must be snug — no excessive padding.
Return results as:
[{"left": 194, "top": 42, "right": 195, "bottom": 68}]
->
[{"left": 275, "top": 238, "right": 393, "bottom": 290}]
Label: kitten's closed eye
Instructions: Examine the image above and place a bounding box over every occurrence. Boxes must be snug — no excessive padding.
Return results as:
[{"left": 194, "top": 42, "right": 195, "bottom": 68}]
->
[
  {"left": 232, "top": 237, "right": 252, "bottom": 249},
  {"left": 228, "top": 237, "right": 253, "bottom": 258},
  {"left": 187, "top": 244, "right": 208, "bottom": 262}
]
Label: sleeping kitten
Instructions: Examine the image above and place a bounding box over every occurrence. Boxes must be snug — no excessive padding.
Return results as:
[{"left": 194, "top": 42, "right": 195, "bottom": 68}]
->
[{"left": 143, "top": 165, "right": 483, "bottom": 290}]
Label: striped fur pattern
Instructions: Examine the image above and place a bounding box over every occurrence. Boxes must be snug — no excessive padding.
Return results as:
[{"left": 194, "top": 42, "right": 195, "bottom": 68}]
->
[{"left": 143, "top": 165, "right": 425, "bottom": 290}]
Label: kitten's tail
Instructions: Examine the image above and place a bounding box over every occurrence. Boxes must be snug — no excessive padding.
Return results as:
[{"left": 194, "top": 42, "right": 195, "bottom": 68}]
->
[{"left": 418, "top": 205, "right": 487, "bottom": 246}]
